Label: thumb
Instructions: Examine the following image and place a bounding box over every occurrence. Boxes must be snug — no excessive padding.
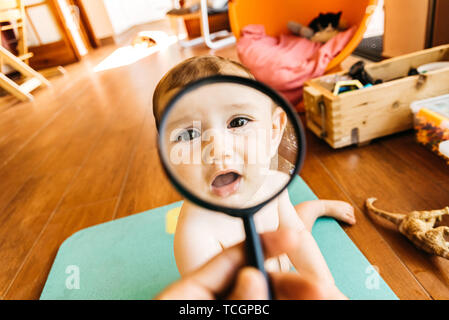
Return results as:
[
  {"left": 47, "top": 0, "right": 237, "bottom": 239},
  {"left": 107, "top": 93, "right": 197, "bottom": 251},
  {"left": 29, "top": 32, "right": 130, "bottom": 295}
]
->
[{"left": 227, "top": 267, "right": 268, "bottom": 300}]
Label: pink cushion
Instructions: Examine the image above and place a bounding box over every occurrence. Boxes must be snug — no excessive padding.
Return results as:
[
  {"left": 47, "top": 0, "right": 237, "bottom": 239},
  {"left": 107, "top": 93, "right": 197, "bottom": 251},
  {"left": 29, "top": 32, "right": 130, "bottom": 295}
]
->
[{"left": 237, "top": 24, "right": 356, "bottom": 108}]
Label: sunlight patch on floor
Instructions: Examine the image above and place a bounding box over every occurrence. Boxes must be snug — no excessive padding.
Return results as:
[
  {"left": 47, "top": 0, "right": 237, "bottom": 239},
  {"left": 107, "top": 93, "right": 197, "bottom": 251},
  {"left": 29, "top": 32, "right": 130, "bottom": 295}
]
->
[{"left": 94, "top": 31, "right": 179, "bottom": 72}]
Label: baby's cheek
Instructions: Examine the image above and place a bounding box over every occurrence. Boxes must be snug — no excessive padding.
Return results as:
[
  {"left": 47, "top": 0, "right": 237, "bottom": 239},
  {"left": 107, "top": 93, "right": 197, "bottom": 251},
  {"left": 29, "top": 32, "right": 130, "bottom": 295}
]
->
[
  {"left": 176, "top": 163, "right": 203, "bottom": 185},
  {"left": 241, "top": 134, "right": 267, "bottom": 161}
]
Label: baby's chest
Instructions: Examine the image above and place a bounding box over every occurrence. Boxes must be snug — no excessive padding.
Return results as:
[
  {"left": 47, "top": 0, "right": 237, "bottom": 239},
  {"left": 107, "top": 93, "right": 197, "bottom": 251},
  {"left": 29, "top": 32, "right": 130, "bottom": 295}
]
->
[{"left": 214, "top": 201, "right": 280, "bottom": 248}]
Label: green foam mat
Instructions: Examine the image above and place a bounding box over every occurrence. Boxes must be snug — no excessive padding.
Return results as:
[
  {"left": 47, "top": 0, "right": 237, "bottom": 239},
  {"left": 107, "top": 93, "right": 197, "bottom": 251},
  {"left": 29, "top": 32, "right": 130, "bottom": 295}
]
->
[{"left": 40, "top": 176, "right": 397, "bottom": 300}]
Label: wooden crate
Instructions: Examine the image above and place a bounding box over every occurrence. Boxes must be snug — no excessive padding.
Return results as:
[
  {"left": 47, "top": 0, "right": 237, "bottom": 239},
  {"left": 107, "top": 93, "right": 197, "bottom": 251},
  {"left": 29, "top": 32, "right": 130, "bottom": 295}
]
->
[{"left": 303, "top": 44, "right": 449, "bottom": 148}]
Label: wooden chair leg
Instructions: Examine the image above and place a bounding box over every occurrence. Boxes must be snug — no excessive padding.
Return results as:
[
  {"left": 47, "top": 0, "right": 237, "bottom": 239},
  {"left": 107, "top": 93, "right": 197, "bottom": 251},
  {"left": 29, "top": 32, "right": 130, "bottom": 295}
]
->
[
  {"left": 0, "top": 46, "right": 50, "bottom": 87},
  {"left": 0, "top": 72, "right": 33, "bottom": 101}
]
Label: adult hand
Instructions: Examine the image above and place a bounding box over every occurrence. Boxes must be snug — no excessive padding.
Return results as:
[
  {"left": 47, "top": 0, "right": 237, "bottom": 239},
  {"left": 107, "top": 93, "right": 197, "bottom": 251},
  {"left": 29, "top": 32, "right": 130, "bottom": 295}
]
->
[{"left": 156, "top": 229, "right": 331, "bottom": 300}]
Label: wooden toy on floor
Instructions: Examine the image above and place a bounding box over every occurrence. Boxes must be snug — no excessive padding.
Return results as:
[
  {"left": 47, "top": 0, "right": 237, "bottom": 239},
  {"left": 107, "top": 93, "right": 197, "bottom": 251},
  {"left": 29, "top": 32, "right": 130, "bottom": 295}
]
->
[{"left": 366, "top": 198, "right": 449, "bottom": 259}]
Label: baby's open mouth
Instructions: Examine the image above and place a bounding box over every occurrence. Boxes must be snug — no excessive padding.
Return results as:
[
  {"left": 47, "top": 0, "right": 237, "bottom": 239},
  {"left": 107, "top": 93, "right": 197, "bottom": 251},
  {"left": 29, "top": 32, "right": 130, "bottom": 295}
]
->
[{"left": 211, "top": 171, "right": 241, "bottom": 197}]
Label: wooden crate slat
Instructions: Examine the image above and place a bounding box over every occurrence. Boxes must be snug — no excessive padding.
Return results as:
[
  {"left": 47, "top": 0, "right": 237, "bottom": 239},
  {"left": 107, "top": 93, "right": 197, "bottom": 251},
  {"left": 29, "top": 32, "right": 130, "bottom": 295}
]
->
[{"left": 304, "top": 44, "right": 449, "bottom": 149}]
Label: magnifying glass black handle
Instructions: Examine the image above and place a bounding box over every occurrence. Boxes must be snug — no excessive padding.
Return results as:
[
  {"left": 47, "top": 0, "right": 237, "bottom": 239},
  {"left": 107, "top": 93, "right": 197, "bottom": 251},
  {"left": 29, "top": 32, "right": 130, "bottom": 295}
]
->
[{"left": 242, "top": 215, "right": 274, "bottom": 300}]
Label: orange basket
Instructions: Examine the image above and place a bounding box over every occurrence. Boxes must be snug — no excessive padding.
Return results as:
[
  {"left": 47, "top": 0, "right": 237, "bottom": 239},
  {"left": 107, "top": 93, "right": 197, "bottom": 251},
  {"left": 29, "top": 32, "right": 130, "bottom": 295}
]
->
[{"left": 228, "top": 0, "right": 378, "bottom": 72}]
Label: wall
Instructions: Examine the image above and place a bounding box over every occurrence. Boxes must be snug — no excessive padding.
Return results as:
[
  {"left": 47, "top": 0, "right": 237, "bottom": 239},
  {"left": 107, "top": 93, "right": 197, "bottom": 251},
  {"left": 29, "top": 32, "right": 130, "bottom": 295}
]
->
[
  {"left": 102, "top": 0, "right": 172, "bottom": 35},
  {"left": 23, "top": 0, "right": 173, "bottom": 47},
  {"left": 363, "top": 0, "right": 384, "bottom": 38},
  {"left": 79, "top": 0, "right": 114, "bottom": 39},
  {"left": 383, "top": 0, "right": 429, "bottom": 57},
  {"left": 24, "top": 0, "right": 62, "bottom": 46}
]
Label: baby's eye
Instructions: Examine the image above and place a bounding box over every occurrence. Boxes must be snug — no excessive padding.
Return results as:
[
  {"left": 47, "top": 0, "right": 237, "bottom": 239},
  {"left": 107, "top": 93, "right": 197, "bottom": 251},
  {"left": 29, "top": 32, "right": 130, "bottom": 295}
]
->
[
  {"left": 175, "top": 128, "right": 201, "bottom": 142},
  {"left": 228, "top": 117, "right": 251, "bottom": 129}
]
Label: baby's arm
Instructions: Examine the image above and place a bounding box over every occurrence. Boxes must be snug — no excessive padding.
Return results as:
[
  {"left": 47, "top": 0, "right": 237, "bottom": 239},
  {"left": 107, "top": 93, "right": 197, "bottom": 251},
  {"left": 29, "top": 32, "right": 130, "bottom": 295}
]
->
[
  {"left": 277, "top": 190, "right": 335, "bottom": 286},
  {"left": 174, "top": 204, "right": 223, "bottom": 277}
]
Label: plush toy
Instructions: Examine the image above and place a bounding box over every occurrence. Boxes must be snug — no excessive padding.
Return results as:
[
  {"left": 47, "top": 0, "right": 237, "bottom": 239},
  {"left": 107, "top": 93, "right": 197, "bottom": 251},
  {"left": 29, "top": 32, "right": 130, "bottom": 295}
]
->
[
  {"left": 288, "top": 12, "right": 347, "bottom": 43},
  {"left": 366, "top": 198, "right": 449, "bottom": 259}
]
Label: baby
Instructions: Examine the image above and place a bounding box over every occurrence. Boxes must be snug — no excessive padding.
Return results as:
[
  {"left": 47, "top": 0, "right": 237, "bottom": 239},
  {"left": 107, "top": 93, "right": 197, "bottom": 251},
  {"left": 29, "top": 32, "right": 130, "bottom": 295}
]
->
[{"left": 153, "top": 55, "right": 355, "bottom": 297}]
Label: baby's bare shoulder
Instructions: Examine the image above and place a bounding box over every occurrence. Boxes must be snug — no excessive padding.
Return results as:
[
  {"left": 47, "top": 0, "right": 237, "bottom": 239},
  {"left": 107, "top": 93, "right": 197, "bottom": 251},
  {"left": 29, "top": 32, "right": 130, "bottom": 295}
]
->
[
  {"left": 181, "top": 201, "right": 219, "bottom": 220},
  {"left": 179, "top": 200, "right": 238, "bottom": 230},
  {"left": 177, "top": 201, "right": 244, "bottom": 247},
  {"left": 175, "top": 202, "right": 219, "bottom": 244}
]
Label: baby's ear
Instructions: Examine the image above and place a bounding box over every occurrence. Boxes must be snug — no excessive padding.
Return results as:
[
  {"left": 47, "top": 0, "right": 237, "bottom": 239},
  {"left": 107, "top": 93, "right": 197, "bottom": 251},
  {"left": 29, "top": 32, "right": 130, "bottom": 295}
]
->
[{"left": 270, "top": 107, "right": 287, "bottom": 157}]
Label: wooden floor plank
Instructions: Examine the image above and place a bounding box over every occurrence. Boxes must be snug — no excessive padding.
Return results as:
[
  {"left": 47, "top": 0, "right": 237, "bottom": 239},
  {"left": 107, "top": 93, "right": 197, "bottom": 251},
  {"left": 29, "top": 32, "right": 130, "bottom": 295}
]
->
[
  {"left": 0, "top": 57, "right": 137, "bottom": 221},
  {"left": 0, "top": 81, "right": 92, "bottom": 168},
  {"left": 0, "top": 91, "right": 95, "bottom": 210},
  {"left": 56, "top": 72, "right": 152, "bottom": 211},
  {"left": 114, "top": 115, "right": 182, "bottom": 219},
  {"left": 306, "top": 131, "right": 449, "bottom": 299},
  {"left": 0, "top": 45, "right": 118, "bottom": 170},
  {"left": 0, "top": 47, "right": 147, "bottom": 297},
  {"left": 2, "top": 198, "right": 117, "bottom": 299},
  {"left": 0, "top": 167, "right": 80, "bottom": 296},
  {"left": 0, "top": 50, "right": 160, "bottom": 296}
]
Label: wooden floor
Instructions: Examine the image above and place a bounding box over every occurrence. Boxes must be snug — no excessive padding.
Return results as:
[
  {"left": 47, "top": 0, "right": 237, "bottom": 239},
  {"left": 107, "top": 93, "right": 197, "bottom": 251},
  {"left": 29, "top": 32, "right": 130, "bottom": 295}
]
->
[{"left": 1, "top": 20, "right": 448, "bottom": 300}]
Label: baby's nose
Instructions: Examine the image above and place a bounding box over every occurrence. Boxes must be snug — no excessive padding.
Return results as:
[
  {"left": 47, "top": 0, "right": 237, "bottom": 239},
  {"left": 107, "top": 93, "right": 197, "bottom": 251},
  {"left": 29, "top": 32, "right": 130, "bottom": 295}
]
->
[{"left": 203, "top": 131, "right": 233, "bottom": 163}]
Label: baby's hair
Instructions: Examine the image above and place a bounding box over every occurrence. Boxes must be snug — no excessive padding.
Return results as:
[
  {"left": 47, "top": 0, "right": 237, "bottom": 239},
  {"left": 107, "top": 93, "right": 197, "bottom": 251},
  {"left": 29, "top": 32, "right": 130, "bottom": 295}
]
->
[{"left": 152, "top": 55, "right": 254, "bottom": 128}]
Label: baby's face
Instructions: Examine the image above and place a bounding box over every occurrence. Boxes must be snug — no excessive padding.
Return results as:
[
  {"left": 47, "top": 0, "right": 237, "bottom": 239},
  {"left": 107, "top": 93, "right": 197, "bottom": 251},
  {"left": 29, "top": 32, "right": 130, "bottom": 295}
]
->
[{"left": 162, "top": 83, "right": 286, "bottom": 208}]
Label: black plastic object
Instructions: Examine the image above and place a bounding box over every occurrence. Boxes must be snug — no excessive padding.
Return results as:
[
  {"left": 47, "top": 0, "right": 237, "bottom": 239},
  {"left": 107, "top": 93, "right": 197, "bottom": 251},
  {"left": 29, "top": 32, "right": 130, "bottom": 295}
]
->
[
  {"left": 408, "top": 68, "right": 419, "bottom": 76},
  {"left": 348, "top": 60, "right": 374, "bottom": 85}
]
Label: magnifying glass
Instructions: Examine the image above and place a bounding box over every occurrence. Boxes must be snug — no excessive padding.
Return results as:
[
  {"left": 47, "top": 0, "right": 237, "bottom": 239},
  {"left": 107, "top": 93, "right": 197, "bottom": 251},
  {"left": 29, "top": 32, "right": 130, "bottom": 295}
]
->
[{"left": 157, "top": 75, "right": 306, "bottom": 299}]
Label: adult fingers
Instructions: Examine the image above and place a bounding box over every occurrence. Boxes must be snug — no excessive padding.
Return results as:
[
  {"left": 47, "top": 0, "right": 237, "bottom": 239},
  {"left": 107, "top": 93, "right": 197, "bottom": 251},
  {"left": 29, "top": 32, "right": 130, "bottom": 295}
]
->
[
  {"left": 187, "top": 229, "right": 300, "bottom": 296},
  {"left": 261, "top": 228, "right": 301, "bottom": 258},
  {"left": 270, "top": 272, "right": 325, "bottom": 300},
  {"left": 227, "top": 267, "right": 268, "bottom": 300}
]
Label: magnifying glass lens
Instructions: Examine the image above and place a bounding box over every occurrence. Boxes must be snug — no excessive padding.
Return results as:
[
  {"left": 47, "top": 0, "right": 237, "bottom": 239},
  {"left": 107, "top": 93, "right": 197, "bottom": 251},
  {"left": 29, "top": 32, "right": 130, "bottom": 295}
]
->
[{"left": 159, "top": 80, "right": 301, "bottom": 212}]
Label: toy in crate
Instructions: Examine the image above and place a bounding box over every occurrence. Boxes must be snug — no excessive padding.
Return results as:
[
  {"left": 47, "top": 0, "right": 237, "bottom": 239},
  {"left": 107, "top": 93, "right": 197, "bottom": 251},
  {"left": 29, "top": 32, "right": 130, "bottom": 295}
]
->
[
  {"left": 303, "top": 44, "right": 449, "bottom": 149},
  {"left": 410, "top": 94, "right": 449, "bottom": 164}
]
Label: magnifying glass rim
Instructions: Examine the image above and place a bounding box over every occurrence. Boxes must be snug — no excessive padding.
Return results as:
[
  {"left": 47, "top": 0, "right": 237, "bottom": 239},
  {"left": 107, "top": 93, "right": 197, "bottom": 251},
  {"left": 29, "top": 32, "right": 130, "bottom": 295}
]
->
[{"left": 157, "top": 75, "right": 306, "bottom": 217}]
